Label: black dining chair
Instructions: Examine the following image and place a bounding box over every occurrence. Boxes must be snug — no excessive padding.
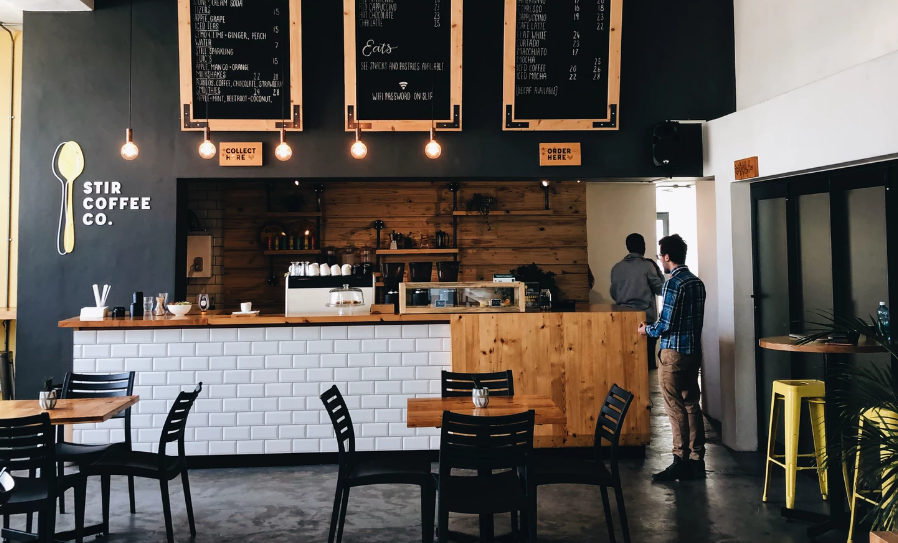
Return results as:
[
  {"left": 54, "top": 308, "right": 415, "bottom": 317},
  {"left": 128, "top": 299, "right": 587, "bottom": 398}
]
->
[
  {"left": 0, "top": 413, "right": 86, "bottom": 543},
  {"left": 56, "top": 372, "right": 136, "bottom": 516},
  {"left": 531, "top": 384, "right": 635, "bottom": 543},
  {"left": 319, "top": 385, "right": 435, "bottom": 543},
  {"left": 83, "top": 383, "right": 202, "bottom": 543},
  {"left": 440, "top": 370, "right": 515, "bottom": 397},
  {"left": 437, "top": 410, "right": 536, "bottom": 543}
]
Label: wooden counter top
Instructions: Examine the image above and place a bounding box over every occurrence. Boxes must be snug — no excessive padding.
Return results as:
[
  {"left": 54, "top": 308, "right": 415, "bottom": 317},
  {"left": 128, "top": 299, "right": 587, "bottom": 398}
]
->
[{"left": 59, "top": 305, "right": 642, "bottom": 330}]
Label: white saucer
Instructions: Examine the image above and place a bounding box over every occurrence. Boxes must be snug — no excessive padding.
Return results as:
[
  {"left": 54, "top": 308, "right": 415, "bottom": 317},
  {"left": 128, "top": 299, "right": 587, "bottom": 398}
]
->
[{"left": 231, "top": 311, "right": 260, "bottom": 316}]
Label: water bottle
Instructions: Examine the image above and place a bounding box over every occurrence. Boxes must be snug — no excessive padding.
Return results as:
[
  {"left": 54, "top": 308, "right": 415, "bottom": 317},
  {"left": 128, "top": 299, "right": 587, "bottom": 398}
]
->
[{"left": 878, "top": 302, "right": 891, "bottom": 341}]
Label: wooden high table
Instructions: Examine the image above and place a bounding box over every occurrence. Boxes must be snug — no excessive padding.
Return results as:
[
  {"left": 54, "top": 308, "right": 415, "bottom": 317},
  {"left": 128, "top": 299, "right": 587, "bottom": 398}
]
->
[
  {"left": 758, "top": 336, "right": 885, "bottom": 539},
  {"left": 0, "top": 396, "right": 139, "bottom": 542},
  {"left": 407, "top": 395, "right": 565, "bottom": 542}
]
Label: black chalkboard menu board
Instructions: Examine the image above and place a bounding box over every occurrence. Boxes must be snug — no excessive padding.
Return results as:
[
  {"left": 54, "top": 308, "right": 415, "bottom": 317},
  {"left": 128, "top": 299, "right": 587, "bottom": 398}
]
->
[
  {"left": 503, "top": 0, "right": 622, "bottom": 131},
  {"left": 343, "top": 0, "right": 463, "bottom": 132},
  {"left": 178, "top": 0, "right": 303, "bottom": 132}
]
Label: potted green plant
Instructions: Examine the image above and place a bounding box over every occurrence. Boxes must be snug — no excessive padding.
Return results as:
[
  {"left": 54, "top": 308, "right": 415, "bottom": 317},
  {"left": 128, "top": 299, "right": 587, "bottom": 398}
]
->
[
  {"left": 465, "top": 194, "right": 496, "bottom": 231},
  {"left": 39, "top": 377, "right": 57, "bottom": 410},
  {"left": 799, "top": 311, "right": 897, "bottom": 532}
]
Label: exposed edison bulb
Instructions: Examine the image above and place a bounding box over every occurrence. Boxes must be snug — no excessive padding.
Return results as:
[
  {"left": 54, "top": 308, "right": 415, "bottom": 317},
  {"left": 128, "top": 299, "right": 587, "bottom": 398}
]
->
[
  {"left": 198, "top": 126, "right": 216, "bottom": 159},
  {"left": 121, "top": 128, "right": 138, "bottom": 160},
  {"left": 351, "top": 124, "right": 367, "bottom": 159},
  {"left": 275, "top": 128, "right": 292, "bottom": 161},
  {"left": 350, "top": 140, "right": 367, "bottom": 159},
  {"left": 425, "top": 128, "right": 441, "bottom": 159}
]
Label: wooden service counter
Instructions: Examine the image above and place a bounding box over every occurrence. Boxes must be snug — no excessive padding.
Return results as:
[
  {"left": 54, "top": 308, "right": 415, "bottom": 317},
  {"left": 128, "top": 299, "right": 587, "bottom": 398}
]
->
[{"left": 59, "top": 305, "right": 648, "bottom": 456}]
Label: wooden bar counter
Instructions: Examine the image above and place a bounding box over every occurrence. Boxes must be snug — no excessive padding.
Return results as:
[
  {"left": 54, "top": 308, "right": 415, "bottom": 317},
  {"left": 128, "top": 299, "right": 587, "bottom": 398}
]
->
[
  {"left": 451, "top": 305, "right": 649, "bottom": 447},
  {"left": 59, "top": 305, "right": 648, "bottom": 455}
]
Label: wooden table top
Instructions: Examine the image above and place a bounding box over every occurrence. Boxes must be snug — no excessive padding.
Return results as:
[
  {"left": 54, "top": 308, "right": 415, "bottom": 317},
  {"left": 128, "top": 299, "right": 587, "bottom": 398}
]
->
[
  {"left": 759, "top": 336, "right": 887, "bottom": 354},
  {"left": 406, "top": 395, "right": 566, "bottom": 428},
  {"left": 0, "top": 396, "right": 139, "bottom": 424}
]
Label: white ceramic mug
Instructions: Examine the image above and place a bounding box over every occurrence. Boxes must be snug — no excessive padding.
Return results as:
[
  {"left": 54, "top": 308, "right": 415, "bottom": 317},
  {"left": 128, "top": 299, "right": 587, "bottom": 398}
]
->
[
  {"left": 341, "top": 264, "right": 353, "bottom": 276},
  {"left": 331, "top": 264, "right": 342, "bottom": 276},
  {"left": 308, "top": 263, "right": 320, "bottom": 276},
  {"left": 241, "top": 302, "right": 252, "bottom": 313},
  {"left": 320, "top": 263, "right": 331, "bottom": 276}
]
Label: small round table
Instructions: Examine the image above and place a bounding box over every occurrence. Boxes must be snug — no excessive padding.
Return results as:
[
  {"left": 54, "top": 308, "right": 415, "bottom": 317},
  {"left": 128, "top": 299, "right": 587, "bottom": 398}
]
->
[{"left": 759, "top": 336, "right": 887, "bottom": 539}]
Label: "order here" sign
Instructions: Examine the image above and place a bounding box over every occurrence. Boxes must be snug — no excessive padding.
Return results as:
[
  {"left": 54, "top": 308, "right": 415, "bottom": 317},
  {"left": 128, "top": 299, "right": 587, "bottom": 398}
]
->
[{"left": 539, "top": 143, "right": 582, "bottom": 166}]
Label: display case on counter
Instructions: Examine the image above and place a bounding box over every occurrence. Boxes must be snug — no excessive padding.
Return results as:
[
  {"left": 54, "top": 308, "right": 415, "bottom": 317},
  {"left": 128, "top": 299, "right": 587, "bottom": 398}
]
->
[{"left": 398, "top": 281, "right": 526, "bottom": 314}]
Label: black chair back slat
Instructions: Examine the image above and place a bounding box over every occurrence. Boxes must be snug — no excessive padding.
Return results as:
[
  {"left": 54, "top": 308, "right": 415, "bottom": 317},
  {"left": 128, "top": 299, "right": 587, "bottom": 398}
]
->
[
  {"left": 0, "top": 414, "right": 54, "bottom": 474},
  {"left": 441, "top": 370, "right": 515, "bottom": 397},
  {"left": 59, "top": 372, "right": 136, "bottom": 444},
  {"left": 593, "top": 384, "right": 634, "bottom": 478},
  {"left": 319, "top": 386, "right": 355, "bottom": 471},
  {"left": 157, "top": 383, "right": 202, "bottom": 459},
  {"left": 439, "top": 410, "right": 534, "bottom": 472}
]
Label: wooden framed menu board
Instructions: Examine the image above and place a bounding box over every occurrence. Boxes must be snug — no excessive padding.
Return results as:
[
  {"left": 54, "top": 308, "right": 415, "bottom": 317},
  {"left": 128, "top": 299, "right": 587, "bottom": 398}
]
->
[
  {"left": 503, "top": 0, "right": 622, "bottom": 131},
  {"left": 178, "top": 0, "right": 302, "bottom": 132},
  {"left": 343, "top": 0, "right": 463, "bottom": 132}
]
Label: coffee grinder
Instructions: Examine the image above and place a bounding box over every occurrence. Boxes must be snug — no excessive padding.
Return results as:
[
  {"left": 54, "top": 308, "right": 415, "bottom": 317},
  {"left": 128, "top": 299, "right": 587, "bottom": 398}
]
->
[
  {"left": 381, "top": 263, "right": 405, "bottom": 311},
  {"left": 408, "top": 262, "right": 433, "bottom": 306}
]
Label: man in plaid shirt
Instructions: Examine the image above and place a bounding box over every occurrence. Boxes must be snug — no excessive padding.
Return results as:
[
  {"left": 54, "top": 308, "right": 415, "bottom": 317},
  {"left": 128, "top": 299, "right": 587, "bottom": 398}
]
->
[{"left": 638, "top": 234, "right": 707, "bottom": 481}]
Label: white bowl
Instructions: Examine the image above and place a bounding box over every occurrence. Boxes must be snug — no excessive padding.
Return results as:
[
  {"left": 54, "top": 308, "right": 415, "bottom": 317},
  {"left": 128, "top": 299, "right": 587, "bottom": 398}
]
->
[{"left": 168, "top": 304, "right": 192, "bottom": 316}]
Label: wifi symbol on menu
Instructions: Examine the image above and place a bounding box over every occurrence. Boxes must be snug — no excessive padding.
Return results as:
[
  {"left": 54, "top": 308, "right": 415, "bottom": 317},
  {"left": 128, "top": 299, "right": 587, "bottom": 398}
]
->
[{"left": 399, "top": 81, "right": 408, "bottom": 90}]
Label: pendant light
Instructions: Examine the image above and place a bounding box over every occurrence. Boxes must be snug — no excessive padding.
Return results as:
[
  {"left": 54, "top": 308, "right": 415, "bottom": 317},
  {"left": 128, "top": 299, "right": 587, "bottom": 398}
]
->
[
  {"left": 275, "top": 127, "right": 292, "bottom": 161},
  {"left": 424, "top": 126, "right": 441, "bottom": 159},
  {"left": 274, "top": 63, "right": 292, "bottom": 161},
  {"left": 350, "top": 124, "right": 367, "bottom": 159},
  {"left": 120, "top": 0, "right": 138, "bottom": 160},
  {"left": 198, "top": 125, "right": 216, "bottom": 159}
]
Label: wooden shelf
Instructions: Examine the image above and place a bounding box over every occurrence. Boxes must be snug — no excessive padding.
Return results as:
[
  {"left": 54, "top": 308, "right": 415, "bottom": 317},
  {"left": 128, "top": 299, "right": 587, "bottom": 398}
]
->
[
  {"left": 376, "top": 249, "right": 459, "bottom": 255},
  {"left": 265, "top": 212, "right": 323, "bottom": 218},
  {"left": 263, "top": 250, "right": 321, "bottom": 256},
  {"left": 452, "top": 210, "right": 554, "bottom": 216}
]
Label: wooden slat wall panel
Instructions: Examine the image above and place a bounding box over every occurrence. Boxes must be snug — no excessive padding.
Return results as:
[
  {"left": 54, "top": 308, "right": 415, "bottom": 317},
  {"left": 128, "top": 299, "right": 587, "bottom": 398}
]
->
[
  {"left": 450, "top": 311, "right": 650, "bottom": 448},
  {"left": 222, "top": 181, "right": 587, "bottom": 312}
]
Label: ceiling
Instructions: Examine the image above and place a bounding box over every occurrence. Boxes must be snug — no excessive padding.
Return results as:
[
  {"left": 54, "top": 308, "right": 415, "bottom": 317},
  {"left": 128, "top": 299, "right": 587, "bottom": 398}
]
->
[{"left": 0, "top": 0, "right": 93, "bottom": 25}]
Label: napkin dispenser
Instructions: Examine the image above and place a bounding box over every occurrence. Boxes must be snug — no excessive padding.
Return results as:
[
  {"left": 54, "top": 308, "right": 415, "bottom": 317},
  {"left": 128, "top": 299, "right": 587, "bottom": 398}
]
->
[{"left": 80, "top": 306, "right": 108, "bottom": 320}]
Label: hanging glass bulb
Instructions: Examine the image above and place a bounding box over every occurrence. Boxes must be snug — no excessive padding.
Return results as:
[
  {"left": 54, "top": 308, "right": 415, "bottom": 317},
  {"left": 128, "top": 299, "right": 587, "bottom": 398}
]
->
[
  {"left": 424, "top": 127, "right": 441, "bottom": 159},
  {"left": 121, "top": 128, "right": 138, "bottom": 160},
  {"left": 198, "top": 125, "right": 216, "bottom": 159},
  {"left": 350, "top": 125, "right": 367, "bottom": 159},
  {"left": 275, "top": 127, "right": 292, "bottom": 161}
]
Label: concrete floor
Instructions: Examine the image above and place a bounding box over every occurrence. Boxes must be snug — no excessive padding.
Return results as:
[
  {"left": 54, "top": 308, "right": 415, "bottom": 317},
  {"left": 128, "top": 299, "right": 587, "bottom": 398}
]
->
[{"left": 13, "top": 370, "right": 851, "bottom": 542}]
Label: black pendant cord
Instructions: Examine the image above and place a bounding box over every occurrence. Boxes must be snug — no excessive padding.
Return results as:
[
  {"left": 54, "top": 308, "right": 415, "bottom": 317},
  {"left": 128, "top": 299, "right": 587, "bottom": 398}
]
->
[{"left": 128, "top": 0, "right": 133, "bottom": 129}]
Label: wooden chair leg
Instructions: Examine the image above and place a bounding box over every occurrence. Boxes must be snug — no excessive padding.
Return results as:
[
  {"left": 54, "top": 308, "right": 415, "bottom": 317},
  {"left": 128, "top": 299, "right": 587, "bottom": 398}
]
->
[
  {"left": 57, "top": 462, "right": 66, "bottom": 514},
  {"left": 42, "top": 503, "right": 56, "bottom": 543},
  {"left": 100, "top": 474, "right": 111, "bottom": 536},
  {"left": 73, "top": 479, "right": 86, "bottom": 543},
  {"left": 181, "top": 470, "right": 196, "bottom": 537},
  {"left": 160, "top": 478, "right": 175, "bottom": 543},
  {"left": 510, "top": 511, "right": 519, "bottom": 540},
  {"left": 327, "top": 482, "right": 343, "bottom": 543},
  {"left": 437, "top": 500, "right": 450, "bottom": 543},
  {"left": 526, "top": 495, "right": 537, "bottom": 543},
  {"left": 599, "top": 486, "right": 616, "bottom": 543},
  {"left": 128, "top": 476, "right": 136, "bottom": 514},
  {"left": 421, "top": 483, "right": 435, "bottom": 543},
  {"left": 335, "top": 487, "right": 350, "bottom": 543},
  {"left": 26, "top": 468, "right": 35, "bottom": 533},
  {"left": 614, "top": 486, "right": 631, "bottom": 543}
]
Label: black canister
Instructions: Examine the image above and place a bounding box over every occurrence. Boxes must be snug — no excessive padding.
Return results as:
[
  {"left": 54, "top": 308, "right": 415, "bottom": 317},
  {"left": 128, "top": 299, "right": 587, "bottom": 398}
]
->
[{"left": 112, "top": 307, "right": 126, "bottom": 318}]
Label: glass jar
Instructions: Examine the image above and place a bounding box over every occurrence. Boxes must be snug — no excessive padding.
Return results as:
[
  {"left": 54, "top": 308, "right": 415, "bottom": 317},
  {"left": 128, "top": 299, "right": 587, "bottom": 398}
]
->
[
  {"left": 359, "top": 247, "right": 374, "bottom": 264},
  {"left": 339, "top": 246, "right": 360, "bottom": 267}
]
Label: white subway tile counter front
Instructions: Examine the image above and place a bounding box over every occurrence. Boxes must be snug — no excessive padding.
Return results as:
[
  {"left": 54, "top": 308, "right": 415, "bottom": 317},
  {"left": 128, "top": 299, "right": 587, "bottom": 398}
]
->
[{"left": 69, "top": 324, "right": 452, "bottom": 456}]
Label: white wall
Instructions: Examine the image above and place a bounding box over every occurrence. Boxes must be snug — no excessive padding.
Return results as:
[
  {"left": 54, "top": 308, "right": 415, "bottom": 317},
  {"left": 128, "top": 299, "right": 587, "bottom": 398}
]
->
[
  {"left": 586, "top": 183, "right": 657, "bottom": 305},
  {"left": 694, "top": 181, "right": 719, "bottom": 421},
  {"left": 734, "top": 0, "right": 898, "bottom": 109},
  {"left": 704, "top": 43, "right": 898, "bottom": 450}
]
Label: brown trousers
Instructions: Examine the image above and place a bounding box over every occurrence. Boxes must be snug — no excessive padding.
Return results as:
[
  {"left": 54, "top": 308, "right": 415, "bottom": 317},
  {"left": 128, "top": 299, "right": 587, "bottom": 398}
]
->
[{"left": 659, "top": 349, "right": 705, "bottom": 461}]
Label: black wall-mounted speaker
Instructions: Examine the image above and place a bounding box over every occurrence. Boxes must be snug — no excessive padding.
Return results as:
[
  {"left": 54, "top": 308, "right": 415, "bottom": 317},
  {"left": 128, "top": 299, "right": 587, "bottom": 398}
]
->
[{"left": 652, "top": 121, "right": 683, "bottom": 167}]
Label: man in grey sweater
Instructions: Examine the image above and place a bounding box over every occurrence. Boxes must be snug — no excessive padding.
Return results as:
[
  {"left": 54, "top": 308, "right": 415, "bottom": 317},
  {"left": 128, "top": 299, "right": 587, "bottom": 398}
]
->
[{"left": 610, "top": 233, "right": 665, "bottom": 366}]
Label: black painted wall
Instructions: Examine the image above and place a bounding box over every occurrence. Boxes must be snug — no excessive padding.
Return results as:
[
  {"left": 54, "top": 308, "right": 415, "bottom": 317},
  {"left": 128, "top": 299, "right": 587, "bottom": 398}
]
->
[{"left": 17, "top": 0, "right": 735, "bottom": 397}]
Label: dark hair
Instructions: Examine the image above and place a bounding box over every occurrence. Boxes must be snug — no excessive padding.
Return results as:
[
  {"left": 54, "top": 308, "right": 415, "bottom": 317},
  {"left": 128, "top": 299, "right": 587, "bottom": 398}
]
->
[
  {"left": 625, "top": 233, "right": 645, "bottom": 255},
  {"left": 659, "top": 234, "right": 687, "bottom": 265}
]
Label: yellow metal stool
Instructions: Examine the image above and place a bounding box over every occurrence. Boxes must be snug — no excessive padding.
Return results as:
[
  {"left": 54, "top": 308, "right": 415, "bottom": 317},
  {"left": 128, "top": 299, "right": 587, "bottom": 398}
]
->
[
  {"left": 762, "top": 380, "right": 829, "bottom": 509},
  {"left": 846, "top": 408, "right": 898, "bottom": 543}
]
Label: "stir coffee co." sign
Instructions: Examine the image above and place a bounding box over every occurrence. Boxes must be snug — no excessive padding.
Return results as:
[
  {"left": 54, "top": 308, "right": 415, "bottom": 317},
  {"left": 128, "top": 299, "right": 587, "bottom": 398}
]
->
[{"left": 81, "top": 181, "right": 151, "bottom": 226}]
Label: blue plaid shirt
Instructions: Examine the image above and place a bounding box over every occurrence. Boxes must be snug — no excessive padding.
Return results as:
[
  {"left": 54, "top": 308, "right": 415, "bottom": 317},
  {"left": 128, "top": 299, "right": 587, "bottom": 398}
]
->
[{"left": 644, "top": 266, "right": 706, "bottom": 355}]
